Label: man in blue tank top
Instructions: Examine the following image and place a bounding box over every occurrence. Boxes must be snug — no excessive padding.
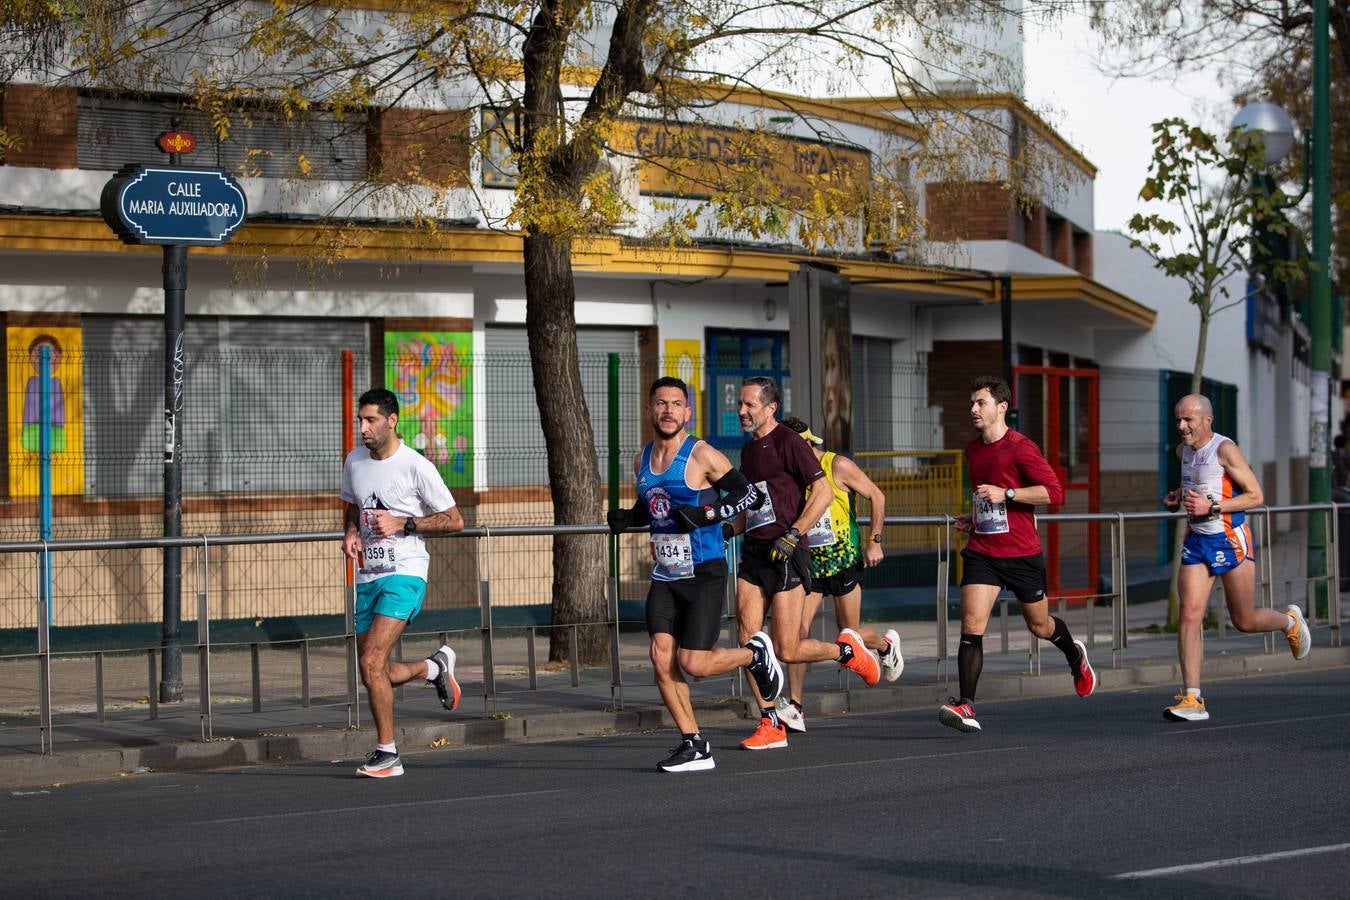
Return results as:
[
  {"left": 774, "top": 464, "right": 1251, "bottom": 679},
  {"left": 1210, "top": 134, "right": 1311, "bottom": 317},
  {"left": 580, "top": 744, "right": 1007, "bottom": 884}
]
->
[
  {"left": 607, "top": 377, "right": 784, "bottom": 772},
  {"left": 1163, "top": 393, "right": 1311, "bottom": 722}
]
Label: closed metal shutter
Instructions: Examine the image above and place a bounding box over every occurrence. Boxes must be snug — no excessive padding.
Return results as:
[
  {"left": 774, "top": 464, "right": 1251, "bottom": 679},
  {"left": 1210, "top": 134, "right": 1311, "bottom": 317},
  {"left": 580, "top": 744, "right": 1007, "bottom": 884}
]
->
[
  {"left": 482, "top": 326, "right": 640, "bottom": 487},
  {"left": 77, "top": 93, "right": 367, "bottom": 180},
  {"left": 81, "top": 316, "right": 370, "bottom": 496},
  {"left": 851, "top": 335, "right": 895, "bottom": 452}
]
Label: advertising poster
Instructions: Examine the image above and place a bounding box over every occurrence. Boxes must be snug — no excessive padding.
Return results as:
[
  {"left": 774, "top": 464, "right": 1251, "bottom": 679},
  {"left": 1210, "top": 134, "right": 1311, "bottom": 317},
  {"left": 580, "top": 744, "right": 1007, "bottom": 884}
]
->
[
  {"left": 384, "top": 331, "right": 473, "bottom": 488},
  {"left": 6, "top": 325, "right": 84, "bottom": 497}
]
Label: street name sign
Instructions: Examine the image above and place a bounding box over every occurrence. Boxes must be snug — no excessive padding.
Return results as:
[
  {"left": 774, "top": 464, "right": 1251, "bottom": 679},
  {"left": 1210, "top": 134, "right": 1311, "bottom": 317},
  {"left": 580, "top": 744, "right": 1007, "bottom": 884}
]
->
[{"left": 101, "top": 165, "right": 247, "bottom": 246}]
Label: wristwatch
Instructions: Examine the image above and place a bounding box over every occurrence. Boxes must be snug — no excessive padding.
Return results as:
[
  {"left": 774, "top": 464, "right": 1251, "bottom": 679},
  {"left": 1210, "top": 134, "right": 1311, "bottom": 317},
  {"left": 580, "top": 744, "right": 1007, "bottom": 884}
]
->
[
  {"left": 871, "top": 534, "right": 883, "bottom": 544},
  {"left": 404, "top": 516, "right": 418, "bottom": 534},
  {"left": 1209, "top": 501, "right": 1222, "bottom": 519},
  {"left": 1004, "top": 487, "right": 1017, "bottom": 502}
]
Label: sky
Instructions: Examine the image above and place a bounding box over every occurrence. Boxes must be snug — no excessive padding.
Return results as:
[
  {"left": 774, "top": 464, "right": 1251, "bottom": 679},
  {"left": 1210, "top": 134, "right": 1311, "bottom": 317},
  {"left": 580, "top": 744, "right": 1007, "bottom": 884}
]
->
[{"left": 1022, "top": 9, "right": 1233, "bottom": 234}]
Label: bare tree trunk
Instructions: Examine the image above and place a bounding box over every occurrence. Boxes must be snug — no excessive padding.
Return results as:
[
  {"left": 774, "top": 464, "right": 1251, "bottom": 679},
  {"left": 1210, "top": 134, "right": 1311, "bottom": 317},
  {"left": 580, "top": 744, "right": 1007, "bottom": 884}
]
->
[
  {"left": 524, "top": 230, "right": 609, "bottom": 665},
  {"left": 1167, "top": 310, "right": 1212, "bottom": 627}
]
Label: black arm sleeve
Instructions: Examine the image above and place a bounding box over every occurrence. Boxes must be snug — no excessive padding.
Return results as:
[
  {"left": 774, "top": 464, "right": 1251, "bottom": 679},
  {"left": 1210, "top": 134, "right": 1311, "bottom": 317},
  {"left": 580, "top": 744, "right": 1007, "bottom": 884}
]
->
[
  {"left": 606, "top": 497, "right": 649, "bottom": 534},
  {"left": 711, "top": 467, "right": 763, "bottom": 517},
  {"left": 669, "top": 469, "right": 762, "bottom": 532}
]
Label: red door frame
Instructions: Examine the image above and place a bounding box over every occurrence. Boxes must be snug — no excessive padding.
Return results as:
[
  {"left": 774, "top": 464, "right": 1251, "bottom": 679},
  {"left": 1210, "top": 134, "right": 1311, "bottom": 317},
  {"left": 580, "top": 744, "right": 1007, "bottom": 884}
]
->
[{"left": 1012, "top": 366, "right": 1100, "bottom": 602}]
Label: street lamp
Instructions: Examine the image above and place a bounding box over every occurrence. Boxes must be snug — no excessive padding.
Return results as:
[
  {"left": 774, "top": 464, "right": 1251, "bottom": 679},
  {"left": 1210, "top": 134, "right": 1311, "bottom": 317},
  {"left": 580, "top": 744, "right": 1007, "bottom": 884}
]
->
[{"left": 1231, "top": 102, "right": 1295, "bottom": 167}]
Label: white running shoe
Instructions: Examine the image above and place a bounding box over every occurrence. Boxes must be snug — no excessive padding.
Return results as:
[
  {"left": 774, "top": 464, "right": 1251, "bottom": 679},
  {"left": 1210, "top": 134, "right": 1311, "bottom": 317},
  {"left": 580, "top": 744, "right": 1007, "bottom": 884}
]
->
[
  {"left": 775, "top": 695, "right": 806, "bottom": 733},
  {"left": 881, "top": 629, "right": 904, "bottom": 682},
  {"left": 1285, "top": 605, "right": 1312, "bottom": 660}
]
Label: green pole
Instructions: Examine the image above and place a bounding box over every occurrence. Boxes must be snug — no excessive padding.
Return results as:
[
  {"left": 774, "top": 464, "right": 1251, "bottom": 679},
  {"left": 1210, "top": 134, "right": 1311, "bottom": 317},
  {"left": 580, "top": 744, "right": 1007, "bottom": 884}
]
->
[
  {"left": 607, "top": 353, "right": 621, "bottom": 576},
  {"left": 1308, "top": 0, "right": 1332, "bottom": 615}
]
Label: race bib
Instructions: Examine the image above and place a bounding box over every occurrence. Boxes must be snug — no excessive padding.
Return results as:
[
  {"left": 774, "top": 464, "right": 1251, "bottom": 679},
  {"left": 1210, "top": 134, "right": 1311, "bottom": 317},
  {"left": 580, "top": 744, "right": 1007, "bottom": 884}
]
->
[
  {"left": 651, "top": 532, "right": 694, "bottom": 580},
  {"left": 805, "top": 507, "right": 836, "bottom": 548},
  {"left": 745, "top": 481, "right": 776, "bottom": 532},
  {"left": 973, "top": 492, "right": 1009, "bottom": 535},
  {"left": 359, "top": 509, "right": 396, "bottom": 575}
]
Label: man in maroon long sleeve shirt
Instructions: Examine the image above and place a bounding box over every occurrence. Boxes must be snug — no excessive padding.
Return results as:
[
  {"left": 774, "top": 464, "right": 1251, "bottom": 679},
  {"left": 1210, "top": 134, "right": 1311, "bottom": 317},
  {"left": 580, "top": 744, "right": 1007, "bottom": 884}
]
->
[{"left": 941, "top": 376, "right": 1097, "bottom": 733}]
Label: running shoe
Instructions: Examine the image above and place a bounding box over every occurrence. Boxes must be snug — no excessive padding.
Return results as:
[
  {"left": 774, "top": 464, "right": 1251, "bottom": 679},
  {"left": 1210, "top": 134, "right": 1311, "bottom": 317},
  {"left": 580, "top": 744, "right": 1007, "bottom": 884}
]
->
[
  {"left": 1285, "top": 604, "right": 1312, "bottom": 660},
  {"left": 658, "top": 739, "right": 715, "bottom": 773},
  {"left": 837, "top": 628, "right": 880, "bottom": 685},
  {"left": 428, "top": 644, "right": 461, "bottom": 712},
  {"left": 740, "top": 717, "right": 788, "bottom": 750},
  {"left": 1071, "top": 639, "right": 1096, "bottom": 697},
  {"left": 775, "top": 696, "right": 806, "bottom": 733},
  {"left": 745, "top": 630, "right": 785, "bottom": 701},
  {"left": 938, "top": 698, "right": 981, "bottom": 733},
  {"left": 881, "top": 629, "right": 905, "bottom": 682},
  {"left": 356, "top": 748, "right": 404, "bottom": 778},
  {"left": 1163, "top": 693, "right": 1209, "bottom": 722}
]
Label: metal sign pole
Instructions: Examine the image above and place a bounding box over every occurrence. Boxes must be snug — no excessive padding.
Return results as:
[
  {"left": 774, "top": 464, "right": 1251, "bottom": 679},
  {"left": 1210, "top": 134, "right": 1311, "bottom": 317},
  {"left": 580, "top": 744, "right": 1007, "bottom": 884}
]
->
[{"left": 160, "top": 242, "right": 187, "bottom": 702}]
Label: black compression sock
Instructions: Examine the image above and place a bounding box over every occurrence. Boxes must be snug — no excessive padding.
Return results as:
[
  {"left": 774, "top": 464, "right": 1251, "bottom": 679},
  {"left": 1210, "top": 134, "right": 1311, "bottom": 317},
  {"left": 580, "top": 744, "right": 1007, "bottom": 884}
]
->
[
  {"left": 682, "top": 732, "right": 701, "bottom": 744},
  {"left": 1048, "top": 616, "right": 1082, "bottom": 671},
  {"left": 760, "top": 706, "right": 779, "bottom": 728},
  {"left": 836, "top": 641, "right": 855, "bottom": 665},
  {"left": 958, "top": 633, "right": 983, "bottom": 703}
]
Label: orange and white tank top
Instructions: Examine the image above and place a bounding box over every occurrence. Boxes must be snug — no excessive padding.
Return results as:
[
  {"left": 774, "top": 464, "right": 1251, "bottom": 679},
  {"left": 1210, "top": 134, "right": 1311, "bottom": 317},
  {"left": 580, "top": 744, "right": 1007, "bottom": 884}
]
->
[{"left": 1181, "top": 433, "right": 1244, "bottom": 535}]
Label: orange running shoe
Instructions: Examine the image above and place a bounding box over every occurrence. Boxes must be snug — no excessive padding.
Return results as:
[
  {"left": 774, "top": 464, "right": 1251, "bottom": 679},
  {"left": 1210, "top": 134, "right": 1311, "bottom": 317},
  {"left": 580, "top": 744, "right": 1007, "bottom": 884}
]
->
[
  {"left": 837, "top": 628, "right": 880, "bottom": 685},
  {"left": 739, "top": 717, "right": 788, "bottom": 750}
]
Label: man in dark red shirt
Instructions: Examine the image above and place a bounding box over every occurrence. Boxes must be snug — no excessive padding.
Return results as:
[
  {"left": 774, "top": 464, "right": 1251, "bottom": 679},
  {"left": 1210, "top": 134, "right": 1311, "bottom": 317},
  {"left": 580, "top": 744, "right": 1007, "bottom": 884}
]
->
[
  {"left": 735, "top": 376, "right": 881, "bottom": 750},
  {"left": 942, "top": 375, "right": 1096, "bottom": 733}
]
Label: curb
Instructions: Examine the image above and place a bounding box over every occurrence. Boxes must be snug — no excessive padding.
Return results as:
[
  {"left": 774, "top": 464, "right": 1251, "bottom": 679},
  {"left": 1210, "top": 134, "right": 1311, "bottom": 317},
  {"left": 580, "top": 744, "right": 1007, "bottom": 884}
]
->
[{"left": 4, "top": 645, "right": 1348, "bottom": 788}]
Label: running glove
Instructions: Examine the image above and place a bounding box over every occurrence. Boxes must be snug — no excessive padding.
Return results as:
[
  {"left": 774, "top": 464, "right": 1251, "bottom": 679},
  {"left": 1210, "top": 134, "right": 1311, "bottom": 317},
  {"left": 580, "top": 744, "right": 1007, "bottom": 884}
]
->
[
  {"left": 606, "top": 508, "right": 631, "bottom": 534},
  {"left": 769, "top": 527, "right": 801, "bottom": 563}
]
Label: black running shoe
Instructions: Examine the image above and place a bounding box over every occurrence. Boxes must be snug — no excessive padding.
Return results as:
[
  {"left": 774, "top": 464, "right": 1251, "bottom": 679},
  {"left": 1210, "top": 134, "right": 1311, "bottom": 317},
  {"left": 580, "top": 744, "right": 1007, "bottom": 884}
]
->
[
  {"left": 657, "top": 739, "right": 715, "bottom": 773},
  {"left": 745, "top": 630, "right": 784, "bottom": 702}
]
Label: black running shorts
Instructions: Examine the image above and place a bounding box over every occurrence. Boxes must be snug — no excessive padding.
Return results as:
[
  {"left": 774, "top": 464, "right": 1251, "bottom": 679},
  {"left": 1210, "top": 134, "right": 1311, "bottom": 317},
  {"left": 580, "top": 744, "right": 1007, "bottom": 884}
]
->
[
  {"left": 645, "top": 560, "right": 727, "bottom": 651},
  {"left": 738, "top": 537, "right": 812, "bottom": 595},
  {"left": 959, "top": 548, "right": 1047, "bottom": 604},
  {"left": 813, "top": 562, "right": 863, "bottom": 599}
]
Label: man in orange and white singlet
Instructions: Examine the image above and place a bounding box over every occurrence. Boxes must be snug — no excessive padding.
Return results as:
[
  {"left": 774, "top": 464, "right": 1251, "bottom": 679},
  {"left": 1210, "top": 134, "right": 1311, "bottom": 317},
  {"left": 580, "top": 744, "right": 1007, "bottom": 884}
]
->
[{"left": 1162, "top": 393, "right": 1311, "bottom": 722}]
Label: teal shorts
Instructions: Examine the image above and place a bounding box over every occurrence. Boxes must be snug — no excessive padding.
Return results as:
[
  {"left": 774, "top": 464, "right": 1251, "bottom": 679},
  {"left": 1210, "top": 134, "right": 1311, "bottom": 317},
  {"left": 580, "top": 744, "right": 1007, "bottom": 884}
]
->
[{"left": 354, "top": 574, "right": 427, "bottom": 634}]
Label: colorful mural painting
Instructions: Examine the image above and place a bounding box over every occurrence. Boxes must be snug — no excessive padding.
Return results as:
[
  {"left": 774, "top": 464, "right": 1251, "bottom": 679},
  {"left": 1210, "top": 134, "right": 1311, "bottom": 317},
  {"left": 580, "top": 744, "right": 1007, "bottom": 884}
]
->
[
  {"left": 663, "top": 339, "right": 703, "bottom": 437},
  {"left": 384, "top": 331, "right": 473, "bottom": 487},
  {"left": 6, "top": 325, "right": 85, "bottom": 496}
]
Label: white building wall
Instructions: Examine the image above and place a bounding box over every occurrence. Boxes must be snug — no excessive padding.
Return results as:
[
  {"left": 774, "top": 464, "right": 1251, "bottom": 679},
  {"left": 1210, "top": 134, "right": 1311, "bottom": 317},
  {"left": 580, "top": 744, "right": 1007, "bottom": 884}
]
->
[{"left": 0, "top": 251, "right": 474, "bottom": 319}]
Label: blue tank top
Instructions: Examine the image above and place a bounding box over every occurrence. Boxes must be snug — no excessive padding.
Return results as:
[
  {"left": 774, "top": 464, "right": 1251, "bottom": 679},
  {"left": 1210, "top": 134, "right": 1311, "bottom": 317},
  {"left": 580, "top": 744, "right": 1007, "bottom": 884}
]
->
[{"left": 638, "top": 435, "right": 724, "bottom": 581}]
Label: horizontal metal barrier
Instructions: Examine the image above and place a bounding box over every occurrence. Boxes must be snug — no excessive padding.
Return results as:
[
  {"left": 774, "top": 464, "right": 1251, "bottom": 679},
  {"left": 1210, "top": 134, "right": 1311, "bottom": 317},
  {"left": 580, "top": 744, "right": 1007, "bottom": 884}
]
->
[{"left": 1, "top": 504, "right": 1344, "bottom": 754}]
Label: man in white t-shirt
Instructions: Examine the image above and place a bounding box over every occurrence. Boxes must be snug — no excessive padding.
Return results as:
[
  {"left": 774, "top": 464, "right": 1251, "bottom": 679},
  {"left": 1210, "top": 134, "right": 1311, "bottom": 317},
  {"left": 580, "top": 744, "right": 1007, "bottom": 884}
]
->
[{"left": 341, "top": 388, "right": 465, "bottom": 778}]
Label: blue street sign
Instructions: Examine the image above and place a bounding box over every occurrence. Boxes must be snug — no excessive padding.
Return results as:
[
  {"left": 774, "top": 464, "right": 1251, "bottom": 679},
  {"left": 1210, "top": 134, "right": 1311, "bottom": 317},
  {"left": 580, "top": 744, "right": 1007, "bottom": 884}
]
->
[{"left": 101, "top": 165, "right": 247, "bottom": 246}]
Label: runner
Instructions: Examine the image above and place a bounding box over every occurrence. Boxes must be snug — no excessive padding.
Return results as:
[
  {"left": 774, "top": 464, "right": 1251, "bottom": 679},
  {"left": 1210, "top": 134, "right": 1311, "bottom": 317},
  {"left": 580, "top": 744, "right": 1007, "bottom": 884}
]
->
[
  {"left": 341, "top": 388, "right": 464, "bottom": 778},
  {"left": 1161, "top": 393, "right": 1311, "bottom": 722},
  {"left": 943, "top": 375, "right": 1095, "bottom": 733},
  {"left": 607, "top": 376, "right": 784, "bottom": 772},
  {"left": 736, "top": 376, "right": 880, "bottom": 751},
  {"left": 775, "top": 417, "right": 903, "bottom": 732}
]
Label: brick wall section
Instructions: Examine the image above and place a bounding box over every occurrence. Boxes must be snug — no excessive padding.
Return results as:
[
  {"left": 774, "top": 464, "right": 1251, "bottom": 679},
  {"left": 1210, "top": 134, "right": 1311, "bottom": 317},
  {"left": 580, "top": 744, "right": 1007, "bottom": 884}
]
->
[
  {"left": 928, "top": 341, "right": 1003, "bottom": 450},
  {"left": 367, "top": 107, "right": 471, "bottom": 185},
  {"left": 1022, "top": 203, "right": 1046, "bottom": 255},
  {"left": 1073, "top": 229, "right": 1093, "bottom": 277},
  {"left": 924, "top": 181, "right": 1016, "bottom": 241},
  {"left": 1, "top": 83, "right": 78, "bottom": 168},
  {"left": 1049, "top": 214, "right": 1072, "bottom": 267}
]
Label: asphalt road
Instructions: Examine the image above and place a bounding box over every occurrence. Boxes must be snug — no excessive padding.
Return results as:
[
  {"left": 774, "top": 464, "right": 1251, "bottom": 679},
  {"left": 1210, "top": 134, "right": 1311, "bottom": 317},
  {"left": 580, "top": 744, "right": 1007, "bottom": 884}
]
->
[{"left": 4, "top": 667, "right": 1348, "bottom": 899}]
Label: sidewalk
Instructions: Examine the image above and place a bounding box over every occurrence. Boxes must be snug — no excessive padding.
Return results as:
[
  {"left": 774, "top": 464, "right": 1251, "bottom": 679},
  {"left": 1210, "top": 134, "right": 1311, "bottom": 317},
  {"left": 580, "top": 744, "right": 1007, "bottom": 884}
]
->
[{"left": 1, "top": 530, "right": 1345, "bottom": 787}]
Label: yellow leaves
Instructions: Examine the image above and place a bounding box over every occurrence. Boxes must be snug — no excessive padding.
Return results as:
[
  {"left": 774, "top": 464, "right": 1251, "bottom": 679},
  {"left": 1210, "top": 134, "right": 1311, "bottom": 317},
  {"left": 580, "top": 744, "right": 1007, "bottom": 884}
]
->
[{"left": 296, "top": 153, "right": 312, "bottom": 176}]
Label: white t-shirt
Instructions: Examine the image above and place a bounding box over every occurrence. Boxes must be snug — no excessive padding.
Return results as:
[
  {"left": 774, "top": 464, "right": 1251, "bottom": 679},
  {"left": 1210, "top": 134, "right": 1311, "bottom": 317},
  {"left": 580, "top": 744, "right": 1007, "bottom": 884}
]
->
[{"left": 340, "top": 442, "right": 456, "bottom": 583}]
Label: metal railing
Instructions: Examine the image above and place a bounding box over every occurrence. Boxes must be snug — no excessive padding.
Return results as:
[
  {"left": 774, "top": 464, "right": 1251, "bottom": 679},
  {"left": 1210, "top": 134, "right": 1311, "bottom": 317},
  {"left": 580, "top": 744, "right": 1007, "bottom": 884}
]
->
[{"left": 1, "top": 503, "right": 1344, "bottom": 754}]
